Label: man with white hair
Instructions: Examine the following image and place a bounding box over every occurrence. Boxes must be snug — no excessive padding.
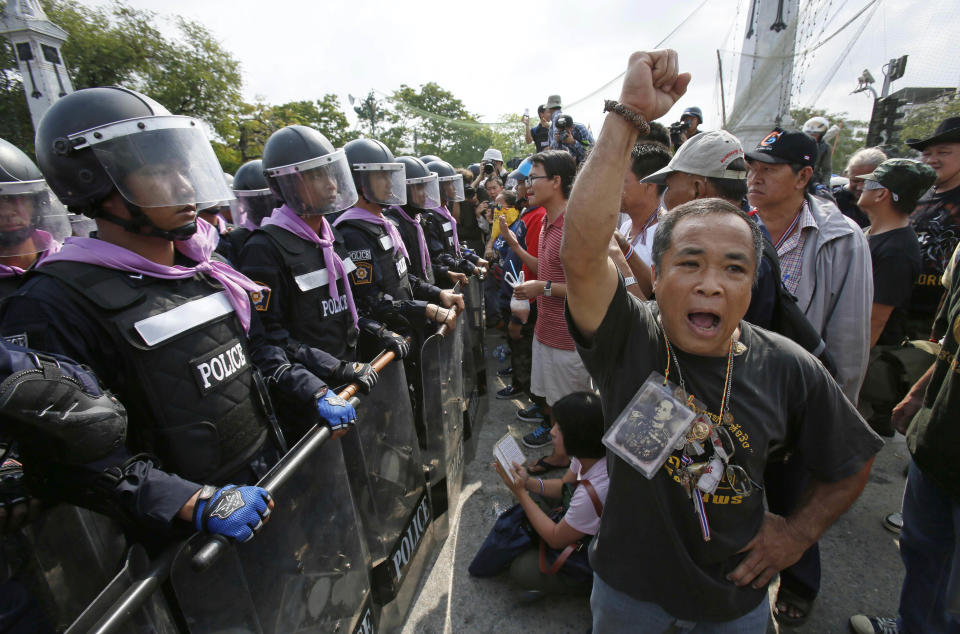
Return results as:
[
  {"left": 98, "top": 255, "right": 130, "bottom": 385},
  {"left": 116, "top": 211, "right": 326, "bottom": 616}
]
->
[{"left": 833, "top": 147, "right": 888, "bottom": 228}]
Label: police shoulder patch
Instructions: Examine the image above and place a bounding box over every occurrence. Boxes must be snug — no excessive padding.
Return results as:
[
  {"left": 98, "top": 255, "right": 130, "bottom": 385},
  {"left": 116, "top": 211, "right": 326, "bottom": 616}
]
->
[
  {"left": 249, "top": 282, "right": 271, "bottom": 312},
  {"left": 352, "top": 261, "right": 373, "bottom": 285}
]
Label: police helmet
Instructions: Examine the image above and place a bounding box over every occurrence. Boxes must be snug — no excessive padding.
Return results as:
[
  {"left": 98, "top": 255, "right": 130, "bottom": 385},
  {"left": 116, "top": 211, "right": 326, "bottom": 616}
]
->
[
  {"left": 233, "top": 159, "right": 277, "bottom": 226},
  {"left": 34, "top": 86, "right": 232, "bottom": 240},
  {"left": 427, "top": 160, "right": 465, "bottom": 203},
  {"left": 343, "top": 138, "right": 406, "bottom": 207},
  {"left": 261, "top": 125, "right": 357, "bottom": 215},
  {"left": 419, "top": 154, "right": 442, "bottom": 165},
  {"left": 396, "top": 156, "right": 441, "bottom": 211},
  {"left": 681, "top": 106, "right": 703, "bottom": 124},
  {"left": 0, "top": 137, "right": 71, "bottom": 254}
]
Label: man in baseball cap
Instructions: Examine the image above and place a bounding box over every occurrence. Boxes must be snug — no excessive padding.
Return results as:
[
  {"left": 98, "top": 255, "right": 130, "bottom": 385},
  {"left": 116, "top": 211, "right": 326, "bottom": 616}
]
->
[
  {"left": 747, "top": 127, "right": 872, "bottom": 626},
  {"left": 853, "top": 158, "right": 936, "bottom": 438},
  {"left": 643, "top": 130, "right": 747, "bottom": 212}
]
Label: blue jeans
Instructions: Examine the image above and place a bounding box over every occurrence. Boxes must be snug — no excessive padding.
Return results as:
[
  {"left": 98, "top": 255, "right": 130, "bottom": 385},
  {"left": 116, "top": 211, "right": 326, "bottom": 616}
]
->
[
  {"left": 898, "top": 459, "right": 960, "bottom": 634},
  {"left": 591, "top": 573, "right": 769, "bottom": 633}
]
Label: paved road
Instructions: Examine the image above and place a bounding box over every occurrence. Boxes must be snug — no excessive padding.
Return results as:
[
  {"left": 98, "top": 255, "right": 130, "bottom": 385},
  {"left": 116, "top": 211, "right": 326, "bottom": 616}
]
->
[{"left": 401, "top": 330, "right": 907, "bottom": 634}]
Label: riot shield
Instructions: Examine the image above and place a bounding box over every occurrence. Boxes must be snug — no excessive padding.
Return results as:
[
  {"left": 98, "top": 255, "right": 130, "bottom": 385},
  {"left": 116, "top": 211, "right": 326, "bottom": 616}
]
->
[
  {"left": 420, "top": 322, "right": 466, "bottom": 540},
  {"left": 5, "top": 504, "right": 177, "bottom": 633},
  {"left": 462, "top": 277, "right": 488, "bottom": 442},
  {"left": 170, "top": 437, "right": 375, "bottom": 634},
  {"left": 339, "top": 356, "right": 436, "bottom": 627}
]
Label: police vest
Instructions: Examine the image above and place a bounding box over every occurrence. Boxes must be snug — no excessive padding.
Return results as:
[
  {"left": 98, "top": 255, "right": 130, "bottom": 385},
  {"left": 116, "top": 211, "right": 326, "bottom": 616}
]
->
[
  {"left": 423, "top": 209, "right": 458, "bottom": 258},
  {"left": 338, "top": 219, "right": 413, "bottom": 301},
  {"left": 256, "top": 224, "right": 359, "bottom": 358},
  {"left": 384, "top": 209, "right": 435, "bottom": 285},
  {"left": 0, "top": 274, "right": 22, "bottom": 301},
  {"left": 37, "top": 262, "right": 269, "bottom": 484}
]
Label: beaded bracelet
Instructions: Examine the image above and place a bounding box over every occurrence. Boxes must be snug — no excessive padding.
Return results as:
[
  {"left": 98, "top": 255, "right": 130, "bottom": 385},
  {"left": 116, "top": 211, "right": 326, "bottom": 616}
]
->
[{"left": 603, "top": 99, "right": 651, "bottom": 135}]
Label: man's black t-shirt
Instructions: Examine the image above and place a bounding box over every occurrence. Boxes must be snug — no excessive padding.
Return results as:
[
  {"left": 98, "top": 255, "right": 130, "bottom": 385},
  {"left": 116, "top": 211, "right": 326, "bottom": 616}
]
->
[
  {"left": 566, "top": 279, "right": 882, "bottom": 622},
  {"left": 910, "top": 185, "right": 960, "bottom": 325},
  {"left": 869, "top": 226, "right": 922, "bottom": 345}
]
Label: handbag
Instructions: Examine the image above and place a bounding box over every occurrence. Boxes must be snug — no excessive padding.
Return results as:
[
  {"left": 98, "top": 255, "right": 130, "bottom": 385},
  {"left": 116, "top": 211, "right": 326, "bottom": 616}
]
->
[
  {"left": 538, "top": 479, "right": 603, "bottom": 584},
  {"left": 468, "top": 502, "right": 534, "bottom": 577}
]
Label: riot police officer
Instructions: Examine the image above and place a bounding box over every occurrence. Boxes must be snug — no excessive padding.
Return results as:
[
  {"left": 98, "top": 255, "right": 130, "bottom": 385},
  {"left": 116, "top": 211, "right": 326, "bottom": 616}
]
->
[
  {"left": 0, "top": 138, "right": 71, "bottom": 298},
  {"left": 233, "top": 159, "right": 278, "bottom": 230},
  {"left": 239, "top": 126, "right": 409, "bottom": 404},
  {"left": 0, "top": 86, "right": 355, "bottom": 541},
  {"left": 333, "top": 139, "right": 462, "bottom": 335},
  {"left": 385, "top": 156, "right": 465, "bottom": 287},
  {"left": 422, "top": 159, "right": 488, "bottom": 287}
]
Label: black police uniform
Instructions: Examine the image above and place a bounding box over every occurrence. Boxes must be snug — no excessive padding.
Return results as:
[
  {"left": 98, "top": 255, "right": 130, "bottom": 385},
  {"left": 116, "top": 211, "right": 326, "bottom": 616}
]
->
[
  {"left": 421, "top": 207, "right": 480, "bottom": 286},
  {"left": 0, "top": 254, "right": 328, "bottom": 530},
  {"left": 383, "top": 207, "right": 435, "bottom": 284},
  {"left": 335, "top": 215, "right": 443, "bottom": 333},
  {"left": 238, "top": 222, "right": 395, "bottom": 375}
]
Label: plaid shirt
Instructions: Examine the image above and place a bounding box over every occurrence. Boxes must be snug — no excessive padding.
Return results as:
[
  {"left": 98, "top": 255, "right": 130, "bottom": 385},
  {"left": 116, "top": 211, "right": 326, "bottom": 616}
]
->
[{"left": 775, "top": 200, "right": 817, "bottom": 296}]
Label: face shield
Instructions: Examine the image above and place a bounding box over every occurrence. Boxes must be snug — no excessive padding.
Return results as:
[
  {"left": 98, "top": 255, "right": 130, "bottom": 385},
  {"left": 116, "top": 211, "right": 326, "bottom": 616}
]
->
[
  {"left": 405, "top": 172, "right": 442, "bottom": 210},
  {"left": 437, "top": 173, "right": 464, "bottom": 203},
  {"left": 355, "top": 163, "right": 406, "bottom": 206},
  {"left": 68, "top": 212, "right": 97, "bottom": 238},
  {"left": 235, "top": 189, "right": 276, "bottom": 226},
  {"left": 69, "top": 116, "right": 233, "bottom": 210},
  {"left": 0, "top": 180, "right": 71, "bottom": 255},
  {"left": 266, "top": 150, "right": 358, "bottom": 215}
]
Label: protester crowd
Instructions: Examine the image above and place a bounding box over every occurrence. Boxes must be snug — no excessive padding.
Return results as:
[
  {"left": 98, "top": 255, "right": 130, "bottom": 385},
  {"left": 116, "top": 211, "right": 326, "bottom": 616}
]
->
[{"left": 0, "top": 46, "right": 958, "bottom": 634}]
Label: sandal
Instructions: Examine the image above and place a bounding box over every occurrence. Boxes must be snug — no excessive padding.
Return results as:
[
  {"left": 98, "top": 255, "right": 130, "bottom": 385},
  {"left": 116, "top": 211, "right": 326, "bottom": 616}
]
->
[
  {"left": 774, "top": 586, "right": 813, "bottom": 627},
  {"left": 527, "top": 457, "right": 570, "bottom": 475}
]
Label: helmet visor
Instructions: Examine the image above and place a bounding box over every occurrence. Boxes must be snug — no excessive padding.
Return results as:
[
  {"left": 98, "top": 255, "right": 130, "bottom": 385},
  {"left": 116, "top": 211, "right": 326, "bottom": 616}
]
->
[
  {"left": 74, "top": 116, "right": 233, "bottom": 209},
  {"left": 68, "top": 212, "right": 97, "bottom": 238},
  {"left": 355, "top": 163, "right": 406, "bottom": 206},
  {"left": 235, "top": 189, "right": 276, "bottom": 226},
  {"left": 266, "top": 150, "right": 358, "bottom": 215},
  {"left": 406, "top": 173, "right": 442, "bottom": 210},
  {"left": 0, "top": 181, "right": 71, "bottom": 255},
  {"left": 439, "top": 174, "right": 465, "bottom": 202}
]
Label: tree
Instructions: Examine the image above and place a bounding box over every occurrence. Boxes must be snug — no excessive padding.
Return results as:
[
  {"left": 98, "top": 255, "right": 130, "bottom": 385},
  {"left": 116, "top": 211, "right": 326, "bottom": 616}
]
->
[
  {"left": 212, "top": 95, "right": 359, "bottom": 173},
  {"left": 899, "top": 95, "right": 960, "bottom": 156},
  {"left": 0, "top": 1, "right": 244, "bottom": 158},
  {"left": 790, "top": 107, "right": 868, "bottom": 175}
]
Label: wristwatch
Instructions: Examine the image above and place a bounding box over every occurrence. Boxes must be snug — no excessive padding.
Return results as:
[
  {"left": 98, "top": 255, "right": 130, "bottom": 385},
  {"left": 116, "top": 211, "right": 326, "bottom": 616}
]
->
[
  {"left": 624, "top": 276, "right": 638, "bottom": 288},
  {"left": 544, "top": 281, "right": 553, "bottom": 297}
]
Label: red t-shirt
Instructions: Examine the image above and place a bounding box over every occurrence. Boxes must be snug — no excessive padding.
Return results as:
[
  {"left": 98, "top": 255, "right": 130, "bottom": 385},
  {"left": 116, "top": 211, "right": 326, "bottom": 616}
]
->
[
  {"left": 521, "top": 206, "right": 547, "bottom": 281},
  {"left": 534, "top": 211, "right": 575, "bottom": 350}
]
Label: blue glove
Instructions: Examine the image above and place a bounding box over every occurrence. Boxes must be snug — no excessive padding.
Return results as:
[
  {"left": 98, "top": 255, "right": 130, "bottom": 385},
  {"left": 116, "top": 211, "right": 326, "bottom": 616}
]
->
[
  {"left": 316, "top": 391, "right": 357, "bottom": 431},
  {"left": 193, "top": 485, "right": 272, "bottom": 543}
]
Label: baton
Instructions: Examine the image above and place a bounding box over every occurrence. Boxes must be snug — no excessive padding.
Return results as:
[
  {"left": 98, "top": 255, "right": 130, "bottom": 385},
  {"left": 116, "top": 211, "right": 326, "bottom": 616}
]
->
[{"left": 191, "top": 347, "right": 399, "bottom": 572}]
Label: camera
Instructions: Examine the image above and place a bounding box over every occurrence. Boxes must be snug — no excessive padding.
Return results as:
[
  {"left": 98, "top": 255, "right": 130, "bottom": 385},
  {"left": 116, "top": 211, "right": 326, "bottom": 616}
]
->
[
  {"left": 464, "top": 185, "right": 476, "bottom": 199},
  {"left": 482, "top": 161, "right": 494, "bottom": 174},
  {"left": 669, "top": 120, "right": 691, "bottom": 149}
]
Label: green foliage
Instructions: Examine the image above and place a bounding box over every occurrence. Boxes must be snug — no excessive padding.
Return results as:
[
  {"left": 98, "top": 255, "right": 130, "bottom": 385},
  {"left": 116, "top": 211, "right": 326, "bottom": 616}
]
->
[
  {"left": 214, "top": 95, "right": 359, "bottom": 173},
  {"left": 790, "top": 107, "right": 868, "bottom": 174},
  {"left": 383, "top": 83, "right": 527, "bottom": 168},
  {"left": 899, "top": 96, "right": 960, "bottom": 155}
]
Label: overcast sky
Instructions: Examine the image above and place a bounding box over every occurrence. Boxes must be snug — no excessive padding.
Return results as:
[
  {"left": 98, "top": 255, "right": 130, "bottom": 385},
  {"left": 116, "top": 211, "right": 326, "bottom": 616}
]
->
[{"left": 91, "top": 0, "right": 959, "bottom": 142}]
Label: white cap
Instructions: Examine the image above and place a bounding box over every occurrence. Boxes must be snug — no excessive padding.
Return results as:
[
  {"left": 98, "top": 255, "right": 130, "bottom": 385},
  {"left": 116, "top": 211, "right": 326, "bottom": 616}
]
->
[
  {"left": 482, "top": 148, "right": 503, "bottom": 162},
  {"left": 641, "top": 131, "right": 746, "bottom": 184}
]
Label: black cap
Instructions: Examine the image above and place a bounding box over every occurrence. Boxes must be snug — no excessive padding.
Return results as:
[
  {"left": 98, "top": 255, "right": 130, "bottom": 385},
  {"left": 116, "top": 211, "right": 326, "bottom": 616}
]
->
[
  {"left": 745, "top": 128, "right": 819, "bottom": 167},
  {"left": 905, "top": 117, "right": 960, "bottom": 151}
]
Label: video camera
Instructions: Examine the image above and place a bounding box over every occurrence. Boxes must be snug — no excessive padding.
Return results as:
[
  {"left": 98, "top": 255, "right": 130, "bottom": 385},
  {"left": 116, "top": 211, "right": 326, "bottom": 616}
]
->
[{"left": 669, "top": 119, "right": 691, "bottom": 149}]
